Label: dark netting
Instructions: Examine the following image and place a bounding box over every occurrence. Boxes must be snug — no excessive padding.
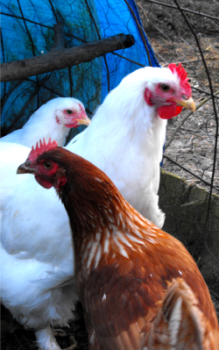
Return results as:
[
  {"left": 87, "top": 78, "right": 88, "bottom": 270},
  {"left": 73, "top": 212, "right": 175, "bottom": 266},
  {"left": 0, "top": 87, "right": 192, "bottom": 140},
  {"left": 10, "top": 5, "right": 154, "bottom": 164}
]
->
[
  {"left": 1, "top": 0, "right": 219, "bottom": 348},
  {"left": 0, "top": 0, "right": 158, "bottom": 139},
  {"left": 138, "top": 0, "right": 219, "bottom": 318}
]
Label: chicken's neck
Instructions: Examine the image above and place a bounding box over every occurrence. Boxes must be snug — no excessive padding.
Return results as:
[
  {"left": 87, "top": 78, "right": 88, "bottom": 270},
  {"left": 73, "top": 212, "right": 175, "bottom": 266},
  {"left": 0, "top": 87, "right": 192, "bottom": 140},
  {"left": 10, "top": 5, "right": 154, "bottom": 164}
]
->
[
  {"left": 87, "top": 90, "right": 167, "bottom": 176},
  {"left": 60, "top": 183, "right": 126, "bottom": 270},
  {"left": 24, "top": 113, "right": 69, "bottom": 147},
  {"left": 59, "top": 174, "right": 157, "bottom": 279}
]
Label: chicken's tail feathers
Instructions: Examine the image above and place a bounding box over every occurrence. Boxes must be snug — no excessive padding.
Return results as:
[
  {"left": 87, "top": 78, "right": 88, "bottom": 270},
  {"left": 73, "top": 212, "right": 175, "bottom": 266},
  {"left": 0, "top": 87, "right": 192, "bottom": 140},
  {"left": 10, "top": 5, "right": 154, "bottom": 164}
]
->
[{"left": 144, "top": 278, "right": 219, "bottom": 349}]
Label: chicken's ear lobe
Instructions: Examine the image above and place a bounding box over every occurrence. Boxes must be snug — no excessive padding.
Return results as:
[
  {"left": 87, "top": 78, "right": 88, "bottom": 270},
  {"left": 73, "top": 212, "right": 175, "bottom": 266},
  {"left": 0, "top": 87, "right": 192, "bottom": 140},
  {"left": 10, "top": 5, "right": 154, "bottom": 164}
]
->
[{"left": 28, "top": 138, "right": 58, "bottom": 162}]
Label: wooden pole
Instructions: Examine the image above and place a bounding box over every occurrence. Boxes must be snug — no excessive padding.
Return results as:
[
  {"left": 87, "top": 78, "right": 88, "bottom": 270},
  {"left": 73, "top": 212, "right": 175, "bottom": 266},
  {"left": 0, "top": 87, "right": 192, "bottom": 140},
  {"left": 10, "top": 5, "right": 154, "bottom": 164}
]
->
[{"left": 1, "top": 34, "right": 135, "bottom": 82}]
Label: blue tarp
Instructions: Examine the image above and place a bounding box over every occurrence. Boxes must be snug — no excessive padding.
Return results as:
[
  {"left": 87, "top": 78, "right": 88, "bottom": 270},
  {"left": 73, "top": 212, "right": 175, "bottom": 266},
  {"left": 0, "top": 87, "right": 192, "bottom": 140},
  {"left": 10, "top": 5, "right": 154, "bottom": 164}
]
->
[{"left": 1, "top": 0, "right": 159, "bottom": 136}]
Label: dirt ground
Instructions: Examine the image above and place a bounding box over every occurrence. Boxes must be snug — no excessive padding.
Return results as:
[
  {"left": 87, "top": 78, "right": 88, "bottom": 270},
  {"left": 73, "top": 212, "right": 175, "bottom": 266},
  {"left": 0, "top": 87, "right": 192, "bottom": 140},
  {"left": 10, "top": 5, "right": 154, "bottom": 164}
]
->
[
  {"left": 1, "top": 1, "right": 219, "bottom": 349},
  {"left": 137, "top": 0, "right": 219, "bottom": 195}
]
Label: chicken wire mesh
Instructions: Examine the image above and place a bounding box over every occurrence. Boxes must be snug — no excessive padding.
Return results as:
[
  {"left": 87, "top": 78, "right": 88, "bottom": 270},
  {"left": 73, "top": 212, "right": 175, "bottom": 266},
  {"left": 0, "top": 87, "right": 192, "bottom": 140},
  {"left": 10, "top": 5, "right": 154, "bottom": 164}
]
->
[
  {"left": 137, "top": 0, "right": 219, "bottom": 195},
  {"left": 0, "top": 0, "right": 219, "bottom": 348},
  {"left": 136, "top": 0, "right": 219, "bottom": 318},
  {"left": 0, "top": 0, "right": 158, "bottom": 138}
]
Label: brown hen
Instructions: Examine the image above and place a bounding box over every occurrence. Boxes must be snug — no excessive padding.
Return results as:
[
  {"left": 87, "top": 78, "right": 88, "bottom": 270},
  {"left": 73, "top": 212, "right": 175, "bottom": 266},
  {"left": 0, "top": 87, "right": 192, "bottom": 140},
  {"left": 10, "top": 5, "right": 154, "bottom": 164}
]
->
[{"left": 17, "top": 139, "right": 219, "bottom": 350}]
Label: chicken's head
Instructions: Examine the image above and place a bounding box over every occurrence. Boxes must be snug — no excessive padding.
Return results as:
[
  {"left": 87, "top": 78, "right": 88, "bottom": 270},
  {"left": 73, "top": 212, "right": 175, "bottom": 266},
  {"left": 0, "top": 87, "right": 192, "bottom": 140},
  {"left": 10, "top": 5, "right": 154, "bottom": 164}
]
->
[
  {"left": 16, "top": 138, "right": 65, "bottom": 190},
  {"left": 144, "top": 63, "right": 195, "bottom": 119},
  {"left": 54, "top": 98, "right": 91, "bottom": 128}
]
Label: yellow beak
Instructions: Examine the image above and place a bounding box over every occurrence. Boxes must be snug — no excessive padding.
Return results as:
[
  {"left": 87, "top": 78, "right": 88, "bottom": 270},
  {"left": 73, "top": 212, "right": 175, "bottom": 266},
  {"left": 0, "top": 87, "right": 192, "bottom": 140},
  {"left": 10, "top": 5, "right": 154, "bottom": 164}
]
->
[
  {"left": 77, "top": 116, "right": 91, "bottom": 126},
  {"left": 175, "top": 97, "right": 196, "bottom": 113}
]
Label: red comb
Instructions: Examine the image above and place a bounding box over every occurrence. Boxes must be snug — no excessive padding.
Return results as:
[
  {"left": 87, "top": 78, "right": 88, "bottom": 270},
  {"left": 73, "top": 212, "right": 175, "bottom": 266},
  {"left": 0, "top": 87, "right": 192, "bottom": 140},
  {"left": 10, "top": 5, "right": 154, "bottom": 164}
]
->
[
  {"left": 168, "top": 63, "right": 191, "bottom": 95},
  {"left": 28, "top": 138, "right": 58, "bottom": 161},
  {"left": 168, "top": 63, "right": 187, "bottom": 79}
]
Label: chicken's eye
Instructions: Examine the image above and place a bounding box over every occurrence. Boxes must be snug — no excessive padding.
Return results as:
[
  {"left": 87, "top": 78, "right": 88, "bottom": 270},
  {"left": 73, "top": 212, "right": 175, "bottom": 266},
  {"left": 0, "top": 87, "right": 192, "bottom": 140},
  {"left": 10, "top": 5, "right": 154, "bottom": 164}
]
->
[
  {"left": 160, "top": 84, "right": 170, "bottom": 92},
  {"left": 66, "top": 109, "right": 73, "bottom": 115},
  {"left": 43, "top": 162, "right": 53, "bottom": 170}
]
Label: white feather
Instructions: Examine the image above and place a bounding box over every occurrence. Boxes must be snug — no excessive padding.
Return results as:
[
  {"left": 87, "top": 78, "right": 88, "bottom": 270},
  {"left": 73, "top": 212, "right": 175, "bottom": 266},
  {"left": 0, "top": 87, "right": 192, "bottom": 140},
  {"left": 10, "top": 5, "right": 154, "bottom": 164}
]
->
[{"left": 169, "top": 297, "right": 182, "bottom": 348}]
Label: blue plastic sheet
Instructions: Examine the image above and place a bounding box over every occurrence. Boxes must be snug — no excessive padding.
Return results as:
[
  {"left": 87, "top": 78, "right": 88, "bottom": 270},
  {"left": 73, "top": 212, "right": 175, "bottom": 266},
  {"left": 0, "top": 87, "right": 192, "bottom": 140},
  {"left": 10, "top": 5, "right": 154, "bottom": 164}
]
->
[{"left": 1, "top": 0, "right": 159, "bottom": 135}]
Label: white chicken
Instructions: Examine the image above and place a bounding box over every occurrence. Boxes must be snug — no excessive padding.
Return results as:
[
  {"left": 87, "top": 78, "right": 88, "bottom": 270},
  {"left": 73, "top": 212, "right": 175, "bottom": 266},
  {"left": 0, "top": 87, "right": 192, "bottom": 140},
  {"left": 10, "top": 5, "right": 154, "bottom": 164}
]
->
[
  {"left": 1, "top": 97, "right": 90, "bottom": 147},
  {"left": 67, "top": 63, "right": 195, "bottom": 227},
  {"left": 1, "top": 64, "right": 195, "bottom": 350},
  {"left": 0, "top": 97, "right": 90, "bottom": 350}
]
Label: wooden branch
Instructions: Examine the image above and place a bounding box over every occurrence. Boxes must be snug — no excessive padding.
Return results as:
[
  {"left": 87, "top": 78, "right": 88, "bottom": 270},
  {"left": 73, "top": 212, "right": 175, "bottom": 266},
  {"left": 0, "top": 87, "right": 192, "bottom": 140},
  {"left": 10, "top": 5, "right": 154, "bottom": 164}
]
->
[
  {"left": 162, "top": 57, "right": 219, "bottom": 67},
  {"left": 143, "top": 0, "right": 219, "bottom": 21},
  {"left": 1, "top": 34, "right": 135, "bottom": 82},
  {"left": 192, "top": 86, "right": 219, "bottom": 99}
]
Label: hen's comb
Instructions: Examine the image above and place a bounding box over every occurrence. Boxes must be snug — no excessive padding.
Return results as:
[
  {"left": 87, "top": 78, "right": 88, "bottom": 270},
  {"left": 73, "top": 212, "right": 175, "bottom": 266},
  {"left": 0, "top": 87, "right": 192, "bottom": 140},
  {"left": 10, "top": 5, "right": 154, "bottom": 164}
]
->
[
  {"left": 168, "top": 63, "right": 191, "bottom": 94},
  {"left": 168, "top": 63, "right": 189, "bottom": 82},
  {"left": 168, "top": 63, "right": 187, "bottom": 79},
  {"left": 28, "top": 138, "right": 58, "bottom": 161}
]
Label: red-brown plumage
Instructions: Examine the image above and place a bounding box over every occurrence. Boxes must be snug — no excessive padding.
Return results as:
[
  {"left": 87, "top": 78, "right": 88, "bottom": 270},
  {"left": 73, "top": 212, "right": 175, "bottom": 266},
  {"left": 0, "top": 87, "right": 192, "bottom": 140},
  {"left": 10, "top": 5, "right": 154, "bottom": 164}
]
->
[{"left": 17, "top": 144, "right": 219, "bottom": 350}]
